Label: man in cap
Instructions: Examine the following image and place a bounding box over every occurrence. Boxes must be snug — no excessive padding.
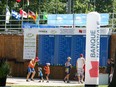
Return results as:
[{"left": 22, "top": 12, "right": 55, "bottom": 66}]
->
[
  {"left": 76, "top": 54, "right": 85, "bottom": 83},
  {"left": 26, "top": 57, "right": 39, "bottom": 82}
]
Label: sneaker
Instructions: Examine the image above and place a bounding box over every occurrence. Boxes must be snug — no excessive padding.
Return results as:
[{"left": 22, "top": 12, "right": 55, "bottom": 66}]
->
[
  {"left": 67, "top": 81, "right": 70, "bottom": 83},
  {"left": 42, "top": 80, "right": 44, "bottom": 82},
  {"left": 26, "top": 79, "right": 29, "bottom": 82},
  {"left": 38, "top": 80, "right": 41, "bottom": 82},
  {"left": 78, "top": 81, "right": 80, "bottom": 84},
  {"left": 80, "top": 81, "right": 83, "bottom": 84},
  {"left": 31, "top": 79, "right": 34, "bottom": 81},
  {"left": 63, "top": 79, "right": 66, "bottom": 82},
  {"left": 46, "top": 81, "right": 49, "bottom": 83}
]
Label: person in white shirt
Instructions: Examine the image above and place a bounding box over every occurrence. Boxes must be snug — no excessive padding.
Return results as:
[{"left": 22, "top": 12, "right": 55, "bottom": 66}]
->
[{"left": 76, "top": 54, "right": 85, "bottom": 83}]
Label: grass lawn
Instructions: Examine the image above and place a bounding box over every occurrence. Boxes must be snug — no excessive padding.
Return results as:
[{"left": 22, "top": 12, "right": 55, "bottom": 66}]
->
[{"left": 11, "top": 85, "right": 108, "bottom": 87}]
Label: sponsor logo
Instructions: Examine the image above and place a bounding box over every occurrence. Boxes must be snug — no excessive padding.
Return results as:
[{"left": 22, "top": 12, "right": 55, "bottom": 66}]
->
[
  {"left": 89, "top": 61, "right": 99, "bottom": 77},
  {"left": 50, "top": 30, "right": 57, "bottom": 34},
  {"left": 60, "top": 29, "right": 74, "bottom": 35},
  {"left": 26, "top": 33, "right": 34, "bottom": 37},
  {"left": 38, "top": 30, "right": 47, "bottom": 33}
]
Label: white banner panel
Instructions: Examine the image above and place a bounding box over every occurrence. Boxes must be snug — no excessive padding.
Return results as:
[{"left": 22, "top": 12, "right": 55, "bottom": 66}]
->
[
  {"left": 23, "top": 29, "right": 38, "bottom": 59},
  {"left": 24, "top": 28, "right": 109, "bottom": 35},
  {"left": 85, "top": 12, "right": 101, "bottom": 86}
]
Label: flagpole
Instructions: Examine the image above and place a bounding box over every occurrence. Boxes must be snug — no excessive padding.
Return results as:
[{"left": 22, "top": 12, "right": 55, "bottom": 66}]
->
[
  {"left": 21, "top": 0, "right": 24, "bottom": 29},
  {"left": 5, "top": 0, "right": 8, "bottom": 32}
]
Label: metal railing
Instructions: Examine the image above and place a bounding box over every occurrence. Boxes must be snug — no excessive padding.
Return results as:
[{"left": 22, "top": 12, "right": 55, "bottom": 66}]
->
[{"left": 0, "top": 13, "right": 116, "bottom": 34}]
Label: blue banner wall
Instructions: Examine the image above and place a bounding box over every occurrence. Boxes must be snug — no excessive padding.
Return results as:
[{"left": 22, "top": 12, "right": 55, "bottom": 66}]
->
[
  {"left": 38, "top": 35, "right": 110, "bottom": 66},
  {"left": 71, "top": 35, "right": 86, "bottom": 66},
  {"left": 55, "top": 35, "right": 72, "bottom": 65},
  {"left": 38, "top": 35, "right": 55, "bottom": 65}
]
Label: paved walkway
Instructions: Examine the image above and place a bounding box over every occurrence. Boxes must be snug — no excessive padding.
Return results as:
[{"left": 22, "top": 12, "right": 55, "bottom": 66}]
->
[{"left": 6, "top": 77, "right": 84, "bottom": 86}]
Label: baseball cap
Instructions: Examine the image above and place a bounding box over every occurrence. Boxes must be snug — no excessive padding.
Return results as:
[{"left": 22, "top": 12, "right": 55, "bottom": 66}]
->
[
  {"left": 34, "top": 57, "right": 39, "bottom": 62},
  {"left": 46, "top": 63, "right": 50, "bottom": 65},
  {"left": 67, "top": 57, "right": 71, "bottom": 60},
  {"left": 80, "top": 54, "right": 83, "bottom": 57}
]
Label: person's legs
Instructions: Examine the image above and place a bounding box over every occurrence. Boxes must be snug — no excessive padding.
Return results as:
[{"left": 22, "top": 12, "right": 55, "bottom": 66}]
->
[
  {"left": 26, "top": 67, "right": 31, "bottom": 81},
  {"left": 67, "top": 74, "right": 70, "bottom": 83},
  {"left": 64, "top": 73, "right": 68, "bottom": 82},
  {"left": 38, "top": 76, "right": 41, "bottom": 82},
  {"left": 46, "top": 74, "right": 49, "bottom": 82},
  {"left": 78, "top": 76, "right": 81, "bottom": 83},
  {"left": 31, "top": 68, "right": 36, "bottom": 80},
  {"left": 77, "top": 68, "right": 81, "bottom": 83},
  {"left": 41, "top": 76, "right": 44, "bottom": 82},
  {"left": 31, "top": 71, "right": 36, "bottom": 80},
  {"left": 26, "top": 73, "right": 31, "bottom": 81},
  {"left": 80, "top": 68, "right": 84, "bottom": 83}
]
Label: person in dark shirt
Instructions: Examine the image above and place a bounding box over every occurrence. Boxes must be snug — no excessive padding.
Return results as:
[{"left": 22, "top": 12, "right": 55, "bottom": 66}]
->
[
  {"left": 106, "top": 58, "right": 114, "bottom": 83},
  {"left": 109, "top": 58, "right": 114, "bottom": 83},
  {"left": 106, "top": 59, "right": 111, "bottom": 75}
]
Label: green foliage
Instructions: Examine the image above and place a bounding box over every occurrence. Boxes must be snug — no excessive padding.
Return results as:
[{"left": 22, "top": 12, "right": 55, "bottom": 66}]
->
[
  {"left": 0, "top": 0, "right": 115, "bottom": 15},
  {"left": 0, "top": 0, "right": 115, "bottom": 28},
  {"left": 74, "top": 0, "right": 94, "bottom": 13},
  {"left": 95, "top": 0, "right": 113, "bottom": 13},
  {"left": 0, "top": 0, "right": 116, "bottom": 14},
  {"left": 0, "top": 59, "right": 10, "bottom": 78}
]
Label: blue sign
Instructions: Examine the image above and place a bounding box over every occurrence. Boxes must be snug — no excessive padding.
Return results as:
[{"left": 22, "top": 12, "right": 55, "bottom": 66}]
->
[
  {"left": 74, "top": 14, "right": 86, "bottom": 26},
  {"left": 22, "top": 22, "right": 56, "bottom": 28},
  {"left": 48, "top": 14, "right": 73, "bottom": 26},
  {"left": 47, "top": 13, "right": 109, "bottom": 26},
  {"left": 100, "top": 13, "right": 109, "bottom": 26}
]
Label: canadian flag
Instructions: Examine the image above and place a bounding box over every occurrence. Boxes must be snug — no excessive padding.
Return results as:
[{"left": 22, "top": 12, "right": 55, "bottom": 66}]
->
[{"left": 19, "top": 9, "right": 27, "bottom": 18}]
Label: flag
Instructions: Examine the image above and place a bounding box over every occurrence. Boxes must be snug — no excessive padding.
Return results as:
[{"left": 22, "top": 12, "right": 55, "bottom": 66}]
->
[
  {"left": 12, "top": 10, "right": 21, "bottom": 20},
  {"left": 28, "top": 10, "right": 36, "bottom": 21},
  {"left": 35, "top": 12, "right": 40, "bottom": 25},
  {"left": 19, "top": 9, "right": 28, "bottom": 18},
  {"left": 16, "top": 0, "right": 21, "bottom": 3},
  {"left": 5, "top": 7, "right": 10, "bottom": 23},
  {"left": 43, "top": 12, "right": 48, "bottom": 20},
  {"left": 27, "top": 0, "right": 29, "bottom": 6}
]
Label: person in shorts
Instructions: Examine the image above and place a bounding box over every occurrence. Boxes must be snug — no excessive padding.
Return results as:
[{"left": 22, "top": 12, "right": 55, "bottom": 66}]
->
[
  {"left": 26, "top": 57, "right": 39, "bottom": 82},
  {"left": 44, "top": 63, "right": 50, "bottom": 83},
  {"left": 76, "top": 54, "right": 85, "bottom": 83},
  {"left": 63, "top": 57, "right": 72, "bottom": 83},
  {"left": 38, "top": 67, "right": 44, "bottom": 82}
]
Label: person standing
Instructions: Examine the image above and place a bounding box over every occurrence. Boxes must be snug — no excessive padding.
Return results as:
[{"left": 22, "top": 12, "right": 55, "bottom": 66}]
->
[
  {"left": 38, "top": 67, "right": 44, "bottom": 82},
  {"left": 106, "top": 59, "right": 112, "bottom": 83},
  {"left": 44, "top": 63, "right": 50, "bottom": 83},
  {"left": 26, "top": 57, "right": 39, "bottom": 82},
  {"left": 63, "top": 57, "right": 72, "bottom": 83},
  {"left": 109, "top": 58, "right": 114, "bottom": 83},
  {"left": 76, "top": 54, "right": 85, "bottom": 84}
]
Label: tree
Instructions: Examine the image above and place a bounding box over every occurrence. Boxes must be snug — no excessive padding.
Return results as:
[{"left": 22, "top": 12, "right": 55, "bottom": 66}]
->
[
  {"left": 95, "top": 0, "right": 113, "bottom": 13},
  {"left": 73, "top": 0, "right": 94, "bottom": 13}
]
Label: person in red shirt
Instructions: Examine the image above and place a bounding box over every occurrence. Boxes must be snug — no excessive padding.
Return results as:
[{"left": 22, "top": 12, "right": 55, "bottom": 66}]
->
[
  {"left": 44, "top": 63, "right": 50, "bottom": 82},
  {"left": 26, "top": 57, "right": 39, "bottom": 82}
]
